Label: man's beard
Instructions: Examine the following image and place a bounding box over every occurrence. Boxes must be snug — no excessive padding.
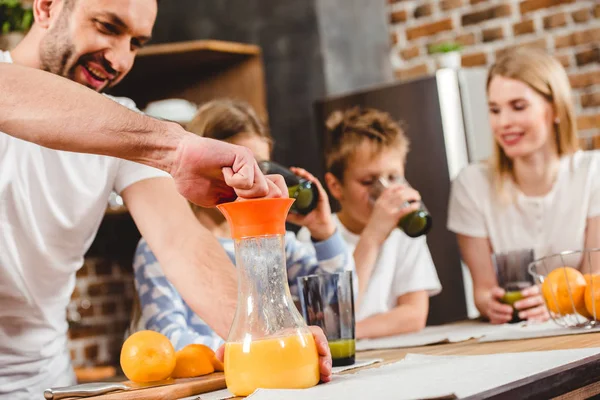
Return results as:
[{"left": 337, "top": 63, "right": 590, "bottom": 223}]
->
[{"left": 39, "top": 6, "right": 77, "bottom": 81}]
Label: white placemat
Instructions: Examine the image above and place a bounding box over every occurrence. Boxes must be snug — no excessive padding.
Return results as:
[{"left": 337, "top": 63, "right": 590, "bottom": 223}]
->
[
  {"left": 245, "top": 347, "right": 600, "bottom": 400},
  {"left": 195, "top": 388, "right": 234, "bottom": 400},
  {"left": 191, "top": 359, "right": 382, "bottom": 399},
  {"left": 479, "top": 320, "right": 600, "bottom": 342},
  {"left": 332, "top": 358, "right": 382, "bottom": 374},
  {"left": 356, "top": 321, "right": 508, "bottom": 351}
]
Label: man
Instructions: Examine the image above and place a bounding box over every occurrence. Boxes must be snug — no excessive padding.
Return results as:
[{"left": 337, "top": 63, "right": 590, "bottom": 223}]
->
[{"left": 0, "top": 0, "right": 331, "bottom": 397}]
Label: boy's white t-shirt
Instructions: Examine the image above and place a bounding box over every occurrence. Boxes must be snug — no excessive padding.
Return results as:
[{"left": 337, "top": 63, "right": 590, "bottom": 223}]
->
[
  {"left": 447, "top": 150, "right": 600, "bottom": 261},
  {"left": 0, "top": 51, "right": 169, "bottom": 398},
  {"left": 326, "top": 214, "right": 442, "bottom": 322}
]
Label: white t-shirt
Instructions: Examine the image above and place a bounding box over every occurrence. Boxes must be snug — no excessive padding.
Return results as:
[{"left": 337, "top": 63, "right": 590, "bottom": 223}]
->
[
  {"left": 0, "top": 51, "right": 169, "bottom": 398},
  {"left": 447, "top": 151, "right": 600, "bottom": 261},
  {"left": 328, "top": 214, "right": 442, "bottom": 322}
]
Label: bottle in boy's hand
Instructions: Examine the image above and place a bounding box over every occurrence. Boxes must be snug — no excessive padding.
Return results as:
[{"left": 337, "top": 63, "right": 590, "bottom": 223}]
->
[
  {"left": 258, "top": 161, "right": 319, "bottom": 215},
  {"left": 369, "top": 177, "right": 432, "bottom": 238}
]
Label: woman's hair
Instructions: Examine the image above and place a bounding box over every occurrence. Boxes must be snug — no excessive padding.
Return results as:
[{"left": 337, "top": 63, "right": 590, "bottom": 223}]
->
[
  {"left": 324, "top": 106, "right": 410, "bottom": 181},
  {"left": 487, "top": 48, "right": 578, "bottom": 191},
  {"left": 187, "top": 99, "right": 273, "bottom": 149}
]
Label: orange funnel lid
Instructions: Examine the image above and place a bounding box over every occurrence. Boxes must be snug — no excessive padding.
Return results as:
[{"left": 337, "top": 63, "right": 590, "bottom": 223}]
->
[{"left": 217, "top": 198, "right": 295, "bottom": 239}]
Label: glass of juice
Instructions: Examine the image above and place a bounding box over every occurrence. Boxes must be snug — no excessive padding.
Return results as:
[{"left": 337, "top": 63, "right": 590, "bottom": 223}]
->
[
  {"left": 297, "top": 271, "right": 355, "bottom": 366},
  {"left": 492, "top": 248, "right": 535, "bottom": 323}
]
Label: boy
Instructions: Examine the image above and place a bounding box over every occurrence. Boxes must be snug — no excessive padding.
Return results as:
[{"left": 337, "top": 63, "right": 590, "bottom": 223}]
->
[{"left": 321, "top": 107, "right": 441, "bottom": 339}]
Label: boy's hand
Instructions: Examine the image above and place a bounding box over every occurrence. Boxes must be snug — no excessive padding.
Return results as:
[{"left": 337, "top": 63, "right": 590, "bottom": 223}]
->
[
  {"left": 214, "top": 325, "right": 333, "bottom": 383},
  {"left": 363, "top": 184, "right": 421, "bottom": 244},
  {"left": 286, "top": 167, "right": 336, "bottom": 241}
]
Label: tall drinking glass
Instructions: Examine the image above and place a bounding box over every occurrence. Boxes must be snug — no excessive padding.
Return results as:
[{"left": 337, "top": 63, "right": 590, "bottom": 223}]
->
[
  {"left": 492, "top": 248, "right": 535, "bottom": 323},
  {"left": 297, "top": 272, "right": 355, "bottom": 366}
]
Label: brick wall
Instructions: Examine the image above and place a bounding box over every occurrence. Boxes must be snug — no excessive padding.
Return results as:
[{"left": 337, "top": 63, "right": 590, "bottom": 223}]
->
[
  {"left": 68, "top": 258, "right": 135, "bottom": 369},
  {"left": 67, "top": 214, "right": 140, "bottom": 370},
  {"left": 388, "top": 0, "right": 600, "bottom": 143}
]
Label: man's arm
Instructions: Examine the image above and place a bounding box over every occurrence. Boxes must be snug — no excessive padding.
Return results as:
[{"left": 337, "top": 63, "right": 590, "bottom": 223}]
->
[
  {"left": 133, "top": 239, "right": 225, "bottom": 350},
  {"left": 0, "top": 63, "right": 181, "bottom": 171},
  {"left": 122, "top": 176, "right": 237, "bottom": 338},
  {"left": 0, "top": 64, "right": 284, "bottom": 206}
]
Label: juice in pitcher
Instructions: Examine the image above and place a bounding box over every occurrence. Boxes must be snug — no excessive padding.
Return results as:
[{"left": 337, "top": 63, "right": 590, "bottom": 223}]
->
[{"left": 225, "top": 332, "right": 319, "bottom": 396}]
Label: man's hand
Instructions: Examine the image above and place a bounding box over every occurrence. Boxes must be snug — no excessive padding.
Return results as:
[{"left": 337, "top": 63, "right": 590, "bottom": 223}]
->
[
  {"left": 215, "top": 325, "right": 333, "bottom": 383},
  {"left": 170, "top": 135, "right": 287, "bottom": 206},
  {"left": 309, "top": 325, "right": 333, "bottom": 383}
]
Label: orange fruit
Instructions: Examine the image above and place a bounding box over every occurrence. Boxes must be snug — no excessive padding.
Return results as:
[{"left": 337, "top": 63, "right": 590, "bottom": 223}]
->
[
  {"left": 120, "top": 331, "right": 176, "bottom": 383},
  {"left": 541, "top": 267, "right": 589, "bottom": 317},
  {"left": 172, "top": 344, "right": 215, "bottom": 378},
  {"left": 584, "top": 274, "right": 600, "bottom": 320},
  {"left": 196, "top": 344, "right": 225, "bottom": 372},
  {"left": 584, "top": 273, "right": 598, "bottom": 286}
]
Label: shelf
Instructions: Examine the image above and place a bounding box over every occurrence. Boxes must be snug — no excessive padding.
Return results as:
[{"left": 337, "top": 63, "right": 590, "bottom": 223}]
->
[
  {"left": 109, "top": 39, "right": 267, "bottom": 118},
  {"left": 135, "top": 39, "right": 260, "bottom": 57}
]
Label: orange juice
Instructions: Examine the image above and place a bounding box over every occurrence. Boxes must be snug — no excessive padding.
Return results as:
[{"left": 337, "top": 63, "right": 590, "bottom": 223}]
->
[{"left": 224, "top": 333, "right": 320, "bottom": 396}]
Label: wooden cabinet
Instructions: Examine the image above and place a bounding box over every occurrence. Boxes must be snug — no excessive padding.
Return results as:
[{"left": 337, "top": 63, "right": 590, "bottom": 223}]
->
[{"left": 110, "top": 39, "right": 268, "bottom": 121}]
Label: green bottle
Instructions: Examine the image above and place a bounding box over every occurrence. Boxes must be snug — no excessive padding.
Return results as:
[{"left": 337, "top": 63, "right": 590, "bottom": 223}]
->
[
  {"left": 258, "top": 161, "right": 319, "bottom": 215},
  {"left": 400, "top": 207, "right": 433, "bottom": 238},
  {"left": 371, "top": 178, "right": 432, "bottom": 238}
]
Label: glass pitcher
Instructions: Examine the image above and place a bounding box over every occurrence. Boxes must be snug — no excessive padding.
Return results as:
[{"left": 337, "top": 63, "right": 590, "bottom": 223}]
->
[{"left": 217, "top": 198, "right": 320, "bottom": 397}]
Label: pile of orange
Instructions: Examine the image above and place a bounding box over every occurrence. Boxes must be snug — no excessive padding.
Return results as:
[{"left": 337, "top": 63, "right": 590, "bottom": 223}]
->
[
  {"left": 172, "top": 344, "right": 224, "bottom": 379},
  {"left": 120, "top": 330, "right": 224, "bottom": 383},
  {"left": 585, "top": 274, "right": 600, "bottom": 319},
  {"left": 541, "top": 267, "right": 600, "bottom": 320}
]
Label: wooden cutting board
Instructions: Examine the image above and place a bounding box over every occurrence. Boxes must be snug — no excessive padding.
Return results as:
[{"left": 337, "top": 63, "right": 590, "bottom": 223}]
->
[{"left": 63, "top": 373, "right": 226, "bottom": 400}]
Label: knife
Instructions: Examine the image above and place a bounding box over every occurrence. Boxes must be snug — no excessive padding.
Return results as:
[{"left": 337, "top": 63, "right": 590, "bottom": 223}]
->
[{"left": 44, "top": 379, "right": 175, "bottom": 400}]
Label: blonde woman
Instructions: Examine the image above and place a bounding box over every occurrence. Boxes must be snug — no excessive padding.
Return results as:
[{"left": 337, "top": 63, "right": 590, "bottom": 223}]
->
[{"left": 448, "top": 48, "right": 600, "bottom": 324}]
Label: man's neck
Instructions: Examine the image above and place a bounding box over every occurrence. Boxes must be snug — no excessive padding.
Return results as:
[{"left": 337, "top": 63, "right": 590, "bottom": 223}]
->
[{"left": 9, "top": 29, "right": 43, "bottom": 69}]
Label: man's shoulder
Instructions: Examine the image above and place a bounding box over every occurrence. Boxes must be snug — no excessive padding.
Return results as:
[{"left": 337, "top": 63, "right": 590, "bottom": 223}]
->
[{"left": 0, "top": 50, "right": 12, "bottom": 64}]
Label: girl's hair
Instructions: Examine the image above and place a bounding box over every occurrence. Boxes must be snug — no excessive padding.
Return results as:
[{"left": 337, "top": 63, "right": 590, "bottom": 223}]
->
[
  {"left": 487, "top": 48, "right": 578, "bottom": 192},
  {"left": 187, "top": 99, "right": 273, "bottom": 149},
  {"left": 324, "top": 106, "right": 410, "bottom": 181}
]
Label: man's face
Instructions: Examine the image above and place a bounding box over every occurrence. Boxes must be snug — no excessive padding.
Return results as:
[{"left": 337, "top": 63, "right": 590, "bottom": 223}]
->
[{"left": 39, "top": 0, "right": 157, "bottom": 92}]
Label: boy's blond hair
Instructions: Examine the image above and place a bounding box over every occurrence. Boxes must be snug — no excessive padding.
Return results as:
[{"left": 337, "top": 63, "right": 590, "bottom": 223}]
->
[
  {"left": 324, "top": 107, "right": 410, "bottom": 180},
  {"left": 487, "top": 48, "right": 578, "bottom": 193}
]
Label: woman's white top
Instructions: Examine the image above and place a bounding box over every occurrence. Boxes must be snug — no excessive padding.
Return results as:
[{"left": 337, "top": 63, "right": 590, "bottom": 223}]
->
[{"left": 447, "top": 150, "right": 600, "bottom": 259}]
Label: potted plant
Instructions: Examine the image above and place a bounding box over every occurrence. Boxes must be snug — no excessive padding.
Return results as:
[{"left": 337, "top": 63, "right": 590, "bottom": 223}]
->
[
  {"left": 0, "top": 0, "right": 33, "bottom": 50},
  {"left": 429, "top": 42, "right": 463, "bottom": 70}
]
